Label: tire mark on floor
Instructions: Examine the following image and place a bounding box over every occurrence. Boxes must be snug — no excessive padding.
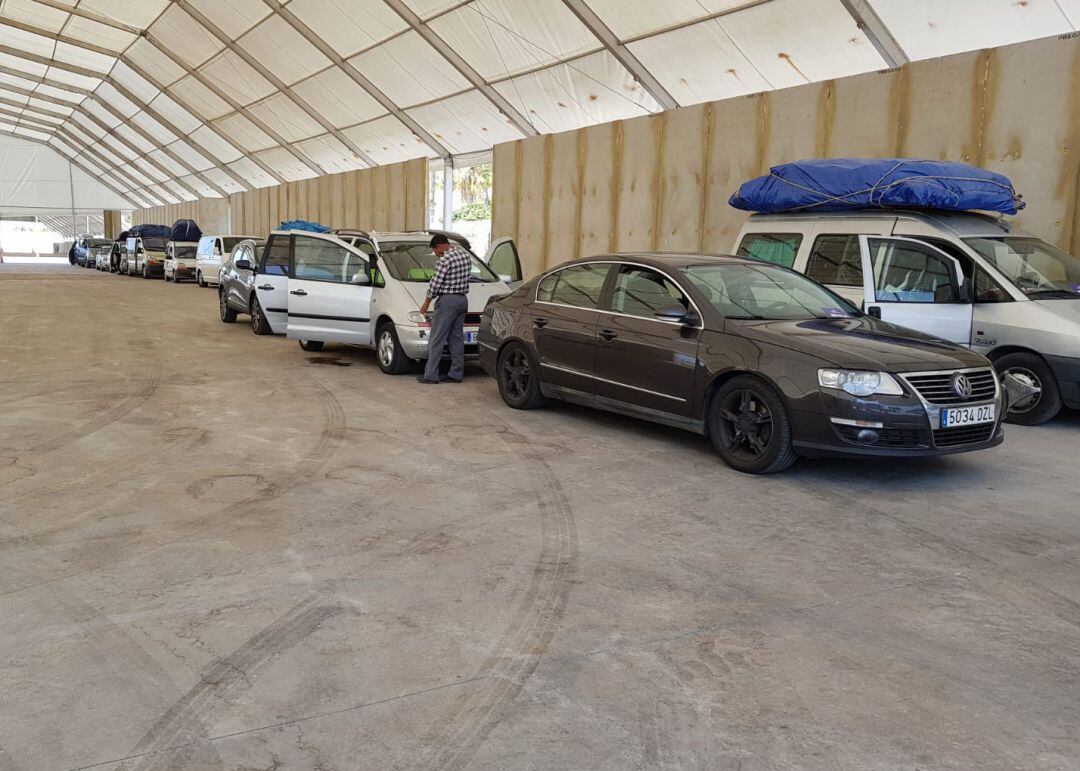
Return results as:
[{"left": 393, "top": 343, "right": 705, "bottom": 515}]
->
[
  {"left": 118, "top": 593, "right": 346, "bottom": 771},
  {"left": 20, "top": 361, "right": 161, "bottom": 460},
  {"left": 410, "top": 425, "right": 578, "bottom": 771}
]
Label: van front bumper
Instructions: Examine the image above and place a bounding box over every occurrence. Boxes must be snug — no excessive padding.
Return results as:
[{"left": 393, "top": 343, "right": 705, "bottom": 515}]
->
[
  {"left": 398, "top": 323, "right": 482, "bottom": 361},
  {"left": 1047, "top": 354, "right": 1080, "bottom": 409}
]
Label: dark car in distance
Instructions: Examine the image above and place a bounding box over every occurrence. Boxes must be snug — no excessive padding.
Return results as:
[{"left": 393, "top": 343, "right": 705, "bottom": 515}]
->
[{"left": 479, "top": 253, "right": 1006, "bottom": 473}]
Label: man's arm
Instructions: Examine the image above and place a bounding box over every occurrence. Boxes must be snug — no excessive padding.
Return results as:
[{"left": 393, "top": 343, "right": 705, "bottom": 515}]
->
[{"left": 420, "top": 255, "right": 448, "bottom": 314}]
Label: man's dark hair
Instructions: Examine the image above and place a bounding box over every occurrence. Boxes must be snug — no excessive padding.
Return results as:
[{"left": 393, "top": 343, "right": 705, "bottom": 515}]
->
[{"left": 429, "top": 234, "right": 450, "bottom": 248}]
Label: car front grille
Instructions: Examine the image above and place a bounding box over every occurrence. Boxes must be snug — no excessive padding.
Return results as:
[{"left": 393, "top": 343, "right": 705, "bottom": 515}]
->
[
  {"left": 902, "top": 368, "right": 997, "bottom": 405},
  {"left": 465, "top": 313, "right": 483, "bottom": 325},
  {"left": 933, "top": 424, "right": 997, "bottom": 447}
]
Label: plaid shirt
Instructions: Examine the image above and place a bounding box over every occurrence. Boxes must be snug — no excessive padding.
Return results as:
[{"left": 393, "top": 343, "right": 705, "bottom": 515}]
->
[{"left": 426, "top": 245, "right": 472, "bottom": 299}]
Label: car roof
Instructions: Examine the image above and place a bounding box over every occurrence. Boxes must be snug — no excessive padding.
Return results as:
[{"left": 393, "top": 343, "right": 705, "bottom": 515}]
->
[
  {"left": 556, "top": 252, "right": 754, "bottom": 270},
  {"left": 745, "top": 209, "right": 1018, "bottom": 237}
]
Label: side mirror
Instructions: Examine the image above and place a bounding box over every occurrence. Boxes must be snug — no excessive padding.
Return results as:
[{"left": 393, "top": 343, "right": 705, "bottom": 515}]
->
[
  {"left": 498, "top": 273, "right": 513, "bottom": 283},
  {"left": 351, "top": 272, "right": 371, "bottom": 286},
  {"left": 959, "top": 276, "right": 974, "bottom": 303},
  {"left": 235, "top": 258, "right": 252, "bottom": 271},
  {"left": 655, "top": 304, "right": 697, "bottom": 325}
]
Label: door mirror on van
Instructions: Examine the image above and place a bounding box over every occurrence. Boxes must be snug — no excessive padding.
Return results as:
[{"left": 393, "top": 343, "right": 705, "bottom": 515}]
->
[
  {"left": 351, "top": 271, "right": 371, "bottom": 286},
  {"left": 959, "top": 276, "right": 974, "bottom": 303},
  {"left": 235, "top": 258, "right": 252, "bottom": 271}
]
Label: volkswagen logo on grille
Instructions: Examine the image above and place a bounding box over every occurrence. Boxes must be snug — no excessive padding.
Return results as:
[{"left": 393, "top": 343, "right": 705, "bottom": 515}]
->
[{"left": 952, "top": 373, "right": 973, "bottom": 399}]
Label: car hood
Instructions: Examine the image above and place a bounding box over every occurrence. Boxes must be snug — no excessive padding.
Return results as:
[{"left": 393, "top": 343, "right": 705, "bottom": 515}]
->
[
  {"left": 726, "top": 316, "right": 989, "bottom": 371},
  {"left": 399, "top": 280, "right": 513, "bottom": 311}
]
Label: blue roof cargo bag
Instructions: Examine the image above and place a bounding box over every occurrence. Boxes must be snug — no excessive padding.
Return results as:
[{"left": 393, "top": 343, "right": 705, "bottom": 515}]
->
[
  {"left": 280, "top": 219, "right": 330, "bottom": 233},
  {"left": 170, "top": 219, "right": 202, "bottom": 242},
  {"left": 730, "top": 158, "right": 1024, "bottom": 215},
  {"left": 129, "top": 224, "right": 171, "bottom": 238}
]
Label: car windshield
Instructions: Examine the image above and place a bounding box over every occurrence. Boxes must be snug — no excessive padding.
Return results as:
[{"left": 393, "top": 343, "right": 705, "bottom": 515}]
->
[
  {"left": 679, "top": 262, "right": 860, "bottom": 320},
  {"left": 87, "top": 239, "right": 111, "bottom": 248},
  {"left": 174, "top": 246, "right": 197, "bottom": 258},
  {"left": 143, "top": 237, "right": 167, "bottom": 251},
  {"left": 377, "top": 241, "right": 500, "bottom": 283},
  {"left": 964, "top": 237, "right": 1080, "bottom": 298}
]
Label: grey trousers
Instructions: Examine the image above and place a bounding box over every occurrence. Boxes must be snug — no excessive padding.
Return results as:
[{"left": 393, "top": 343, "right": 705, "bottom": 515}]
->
[{"left": 423, "top": 293, "right": 468, "bottom": 381}]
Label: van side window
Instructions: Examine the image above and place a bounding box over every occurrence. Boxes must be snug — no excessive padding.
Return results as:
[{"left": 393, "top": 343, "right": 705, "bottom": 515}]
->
[
  {"left": 261, "top": 236, "right": 290, "bottom": 275},
  {"left": 917, "top": 236, "right": 1012, "bottom": 304},
  {"left": 806, "top": 235, "right": 864, "bottom": 286},
  {"left": 736, "top": 233, "right": 802, "bottom": 268}
]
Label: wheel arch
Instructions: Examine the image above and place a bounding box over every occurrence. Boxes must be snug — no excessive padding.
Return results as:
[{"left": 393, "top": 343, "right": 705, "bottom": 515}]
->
[
  {"left": 701, "top": 369, "right": 789, "bottom": 435},
  {"left": 986, "top": 345, "right": 1049, "bottom": 364}
]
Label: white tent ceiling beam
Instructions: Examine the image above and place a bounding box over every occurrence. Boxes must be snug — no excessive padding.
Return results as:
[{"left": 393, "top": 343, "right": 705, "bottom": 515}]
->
[
  {"left": 380, "top": 0, "right": 539, "bottom": 138},
  {"left": 0, "top": 106, "right": 60, "bottom": 133},
  {"left": 261, "top": 0, "right": 453, "bottom": 160},
  {"left": 0, "top": 24, "right": 239, "bottom": 196},
  {"left": 838, "top": 0, "right": 908, "bottom": 68},
  {"left": 51, "top": 124, "right": 165, "bottom": 205},
  {"left": 29, "top": 0, "right": 144, "bottom": 37},
  {"left": 0, "top": 67, "right": 207, "bottom": 199},
  {"left": 559, "top": 0, "right": 679, "bottom": 112},
  {"left": 171, "top": 0, "right": 378, "bottom": 170}
]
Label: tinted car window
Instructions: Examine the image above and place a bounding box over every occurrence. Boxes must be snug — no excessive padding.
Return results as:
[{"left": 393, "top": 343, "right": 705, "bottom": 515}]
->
[
  {"left": 538, "top": 264, "right": 610, "bottom": 309},
  {"left": 736, "top": 233, "right": 802, "bottom": 268},
  {"left": 294, "top": 236, "right": 365, "bottom": 284},
  {"left": 261, "top": 236, "right": 290, "bottom": 275},
  {"left": 611, "top": 266, "right": 688, "bottom": 316},
  {"left": 806, "top": 235, "right": 863, "bottom": 286}
]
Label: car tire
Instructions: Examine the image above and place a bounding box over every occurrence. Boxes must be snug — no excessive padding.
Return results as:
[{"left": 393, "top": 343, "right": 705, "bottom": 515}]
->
[
  {"left": 250, "top": 295, "right": 272, "bottom": 335},
  {"left": 299, "top": 340, "right": 324, "bottom": 352},
  {"left": 219, "top": 290, "right": 237, "bottom": 323},
  {"left": 376, "top": 322, "right": 414, "bottom": 375},
  {"left": 708, "top": 375, "right": 797, "bottom": 474},
  {"left": 198, "top": 271, "right": 206, "bottom": 288},
  {"left": 995, "top": 352, "right": 1062, "bottom": 426},
  {"left": 496, "top": 342, "right": 545, "bottom": 410},
  {"left": 143, "top": 266, "right": 150, "bottom": 279}
]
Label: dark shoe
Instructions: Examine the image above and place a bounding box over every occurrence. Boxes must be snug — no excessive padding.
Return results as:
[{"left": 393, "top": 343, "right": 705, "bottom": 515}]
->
[
  {"left": 416, "top": 376, "right": 440, "bottom": 384},
  {"left": 441, "top": 376, "right": 463, "bottom": 383}
]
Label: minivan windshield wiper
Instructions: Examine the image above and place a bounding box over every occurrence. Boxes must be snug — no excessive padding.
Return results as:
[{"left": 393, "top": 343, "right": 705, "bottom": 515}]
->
[{"left": 1026, "top": 289, "right": 1080, "bottom": 299}]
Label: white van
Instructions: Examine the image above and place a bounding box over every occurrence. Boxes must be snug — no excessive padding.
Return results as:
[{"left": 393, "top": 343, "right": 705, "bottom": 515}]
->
[
  {"left": 164, "top": 241, "right": 199, "bottom": 282},
  {"left": 734, "top": 210, "right": 1080, "bottom": 424},
  {"left": 248, "top": 228, "right": 521, "bottom": 374},
  {"left": 195, "top": 235, "right": 256, "bottom": 287}
]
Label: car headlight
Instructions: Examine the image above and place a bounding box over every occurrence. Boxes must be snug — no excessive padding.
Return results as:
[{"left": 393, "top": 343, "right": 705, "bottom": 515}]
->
[
  {"left": 818, "top": 369, "right": 904, "bottom": 397},
  {"left": 407, "top": 311, "right": 430, "bottom": 324}
]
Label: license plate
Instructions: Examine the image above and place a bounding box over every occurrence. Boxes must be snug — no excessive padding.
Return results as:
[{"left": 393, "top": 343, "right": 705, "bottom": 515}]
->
[
  {"left": 940, "top": 403, "right": 995, "bottom": 429},
  {"left": 466, "top": 331, "right": 478, "bottom": 344}
]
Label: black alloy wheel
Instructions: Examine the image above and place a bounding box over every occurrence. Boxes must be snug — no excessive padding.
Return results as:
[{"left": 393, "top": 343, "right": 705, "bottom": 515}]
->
[
  {"left": 219, "top": 290, "right": 237, "bottom": 323},
  {"left": 250, "top": 295, "right": 272, "bottom": 335},
  {"left": 709, "top": 375, "right": 796, "bottom": 474},
  {"left": 497, "top": 343, "right": 544, "bottom": 410}
]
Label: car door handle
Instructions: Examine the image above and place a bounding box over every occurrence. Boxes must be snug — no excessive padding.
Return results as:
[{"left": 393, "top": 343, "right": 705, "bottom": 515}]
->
[
  {"left": 534, "top": 317, "right": 548, "bottom": 328},
  {"left": 258, "top": 284, "right": 275, "bottom": 291},
  {"left": 867, "top": 306, "right": 881, "bottom": 319},
  {"left": 599, "top": 329, "right": 618, "bottom": 341},
  {"left": 290, "top": 289, "right": 308, "bottom": 296}
]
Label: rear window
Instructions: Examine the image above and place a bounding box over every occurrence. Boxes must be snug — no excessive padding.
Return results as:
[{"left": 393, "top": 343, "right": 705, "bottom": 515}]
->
[
  {"left": 736, "top": 233, "right": 802, "bottom": 268},
  {"left": 805, "top": 235, "right": 864, "bottom": 287}
]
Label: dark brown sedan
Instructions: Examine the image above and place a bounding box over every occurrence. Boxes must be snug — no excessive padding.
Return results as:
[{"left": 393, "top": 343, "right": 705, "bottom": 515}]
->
[{"left": 478, "top": 253, "right": 1005, "bottom": 473}]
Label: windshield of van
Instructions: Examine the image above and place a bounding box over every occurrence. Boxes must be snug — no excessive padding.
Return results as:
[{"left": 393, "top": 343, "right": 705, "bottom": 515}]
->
[
  {"left": 173, "top": 246, "right": 196, "bottom": 259},
  {"left": 87, "top": 239, "right": 111, "bottom": 249},
  {"left": 142, "top": 237, "right": 167, "bottom": 251},
  {"left": 680, "top": 263, "right": 860, "bottom": 320},
  {"left": 222, "top": 237, "right": 245, "bottom": 252},
  {"left": 964, "top": 237, "right": 1080, "bottom": 298},
  {"left": 377, "top": 241, "right": 499, "bottom": 283}
]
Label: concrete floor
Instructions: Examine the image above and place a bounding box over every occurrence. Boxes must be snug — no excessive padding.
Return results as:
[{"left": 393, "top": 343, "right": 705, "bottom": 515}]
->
[{"left": 2, "top": 262, "right": 1079, "bottom": 771}]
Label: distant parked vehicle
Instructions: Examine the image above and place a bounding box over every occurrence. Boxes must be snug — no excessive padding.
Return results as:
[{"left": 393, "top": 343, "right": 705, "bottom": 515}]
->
[
  {"left": 196, "top": 235, "right": 255, "bottom": 288},
  {"left": 124, "top": 235, "right": 169, "bottom": 278},
  {"left": 94, "top": 248, "right": 111, "bottom": 270},
  {"left": 164, "top": 242, "right": 199, "bottom": 282},
  {"left": 218, "top": 239, "right": 266, "bottom": 330},
  {"left": 74, "top": 237, "right": 110, "bottom": 267}
]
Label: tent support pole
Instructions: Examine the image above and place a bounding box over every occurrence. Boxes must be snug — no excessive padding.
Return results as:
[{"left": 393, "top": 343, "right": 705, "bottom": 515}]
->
[{"left": 443, "top": 158, "right": 454, "bottom": 231}]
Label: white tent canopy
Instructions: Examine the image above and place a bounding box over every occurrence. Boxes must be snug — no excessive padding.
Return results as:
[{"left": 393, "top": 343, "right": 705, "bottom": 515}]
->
[
  {"left": 0, "top": 133, "right": 132, "bottom": 212},
  {"left": 1, "top": 0, "right": 1078, "bottom": 209}
]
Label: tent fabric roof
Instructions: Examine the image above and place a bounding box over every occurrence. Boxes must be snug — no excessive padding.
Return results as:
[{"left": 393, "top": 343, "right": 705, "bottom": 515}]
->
[{"left": 1, "top": 0, "right": 1077, "bottom": 209}]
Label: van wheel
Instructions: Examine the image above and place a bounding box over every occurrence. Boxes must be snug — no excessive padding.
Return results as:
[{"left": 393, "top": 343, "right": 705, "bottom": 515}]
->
[
  {"left": 497, "top": 343, "right": 545, "bottom": 409},
  {"left": 250, "top": 295, "right": 272, "bottom": 335},
  {"left": 219, "top": 290, "right": 237, "bottom": 323},
  {"left": 376, "top": 322, "right": 414, "bottom": 375},
  {"left": 198, "top": 271, "right": 206, "bottom": 288},
  {"left": 708, "top": 375, "right": 797, "bottom": 474},
  {"left": 299, "top": 340, "right": 324, "bottom": 352},
  {"left": 995, "top": 352, "right": 1062, "bottom": 426},
  {"left": 143, "top": 266, "right": 150, "bottom": 279}
]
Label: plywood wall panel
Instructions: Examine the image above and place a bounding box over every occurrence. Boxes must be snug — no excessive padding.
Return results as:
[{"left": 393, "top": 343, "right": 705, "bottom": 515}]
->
[
  {"left": 615, "top": 114, "right": 660, "bottom": 253},
  {"left": 658, "top": 104, "right": 707, "bottom": 253},
  {"left": 491, "top": 142, "right": 518, "bottom": 241},
  {"left": 830, "top": 69, "right": 902, "bottom": 158},
  {"left": 547, "top": 130, "right": 581, "bottom": 267},
  {"left": 701, "top": 93, "right": 760, "bottom": 251},
  {"left": 898, "top": 51, "right": 980, "bottom": 163},
  {"left": 578, "top": 121, "right": 616, "bottom": 259},
  {"left": 516, "top": 134, "right": 549, "bottom": 276}
]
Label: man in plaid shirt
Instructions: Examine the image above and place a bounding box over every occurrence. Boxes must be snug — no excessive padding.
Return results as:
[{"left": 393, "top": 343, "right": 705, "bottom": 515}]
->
[{"left": 417, "top": 234, "right": 471, "bottom": 384}]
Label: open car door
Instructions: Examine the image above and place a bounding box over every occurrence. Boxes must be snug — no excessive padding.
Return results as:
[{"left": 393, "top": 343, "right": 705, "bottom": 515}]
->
[
  {"left": 254, "top": 235, "right": 290, "bottom": 333},
  {"left": 858, "top": 235, "right": 974, "bottom": 346},
  {"left": 482, "top": 237, "right": 523, "bottom": 289},
  {"left": 287, "top": 233, "right": 373, "bottom": 345}
]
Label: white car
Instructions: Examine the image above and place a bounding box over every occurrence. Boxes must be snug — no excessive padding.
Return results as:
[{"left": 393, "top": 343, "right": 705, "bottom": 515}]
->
[
  {"left": 164, "top": 241, "right": 199, "bottom": 282},
  {"left": 196, "top": 235, "right": 255, "bottom": 288},
  {"left": 248, "top": 229, "right": 523, "bottom": 374}
]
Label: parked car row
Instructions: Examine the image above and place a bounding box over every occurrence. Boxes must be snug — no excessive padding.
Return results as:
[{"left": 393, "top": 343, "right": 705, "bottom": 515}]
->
[{"left": 80, "top": 214, "right": 1076, "bottom": 473}]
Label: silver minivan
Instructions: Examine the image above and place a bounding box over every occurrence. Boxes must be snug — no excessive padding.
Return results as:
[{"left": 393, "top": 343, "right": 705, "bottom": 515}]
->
[{"left": 734, "top": 210, "right": 1080, "bottom": 424}]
